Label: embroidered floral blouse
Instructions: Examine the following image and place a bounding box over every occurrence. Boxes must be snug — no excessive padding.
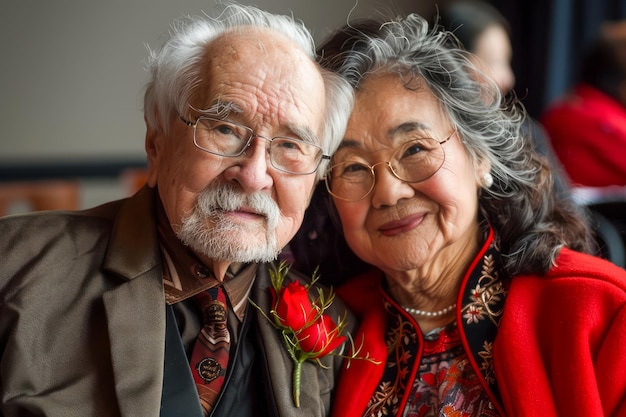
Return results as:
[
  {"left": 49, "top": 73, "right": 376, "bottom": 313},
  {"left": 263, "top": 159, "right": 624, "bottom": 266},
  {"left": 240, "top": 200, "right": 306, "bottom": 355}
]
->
[{"left": 398, "top": 321, "right": 501, "bottom": 416}]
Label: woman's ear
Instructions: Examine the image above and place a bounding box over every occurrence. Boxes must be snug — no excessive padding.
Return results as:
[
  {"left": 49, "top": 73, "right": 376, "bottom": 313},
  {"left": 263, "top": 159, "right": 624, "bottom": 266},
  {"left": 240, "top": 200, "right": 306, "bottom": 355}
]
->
[{"left": 477, "top": 157, "right": 493, "bottom": 189}]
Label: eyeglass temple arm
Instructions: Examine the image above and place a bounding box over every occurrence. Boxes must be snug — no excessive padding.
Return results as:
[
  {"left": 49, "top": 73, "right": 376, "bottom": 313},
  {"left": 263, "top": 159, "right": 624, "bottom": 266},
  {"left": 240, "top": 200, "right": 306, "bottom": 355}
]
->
[
  {"left": 439, "top": 129, "right": 457, "bottom": 145},
  {"left": 179, "top": 115, "right": 194, "bottom": 126}
]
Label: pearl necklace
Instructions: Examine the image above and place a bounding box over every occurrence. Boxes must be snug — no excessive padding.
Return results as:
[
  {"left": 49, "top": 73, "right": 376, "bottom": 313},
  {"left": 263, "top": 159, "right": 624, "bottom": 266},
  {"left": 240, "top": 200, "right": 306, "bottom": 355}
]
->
[{"left": 403, "top": 303, "right": 457, "bottom": 317}]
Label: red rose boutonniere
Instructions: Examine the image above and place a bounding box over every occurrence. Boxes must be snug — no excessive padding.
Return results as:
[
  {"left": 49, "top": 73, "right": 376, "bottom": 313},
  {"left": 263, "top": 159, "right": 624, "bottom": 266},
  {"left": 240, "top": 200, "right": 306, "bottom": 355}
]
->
[{"left": 251, "top": 261, "right": 376, "bottom": 408}]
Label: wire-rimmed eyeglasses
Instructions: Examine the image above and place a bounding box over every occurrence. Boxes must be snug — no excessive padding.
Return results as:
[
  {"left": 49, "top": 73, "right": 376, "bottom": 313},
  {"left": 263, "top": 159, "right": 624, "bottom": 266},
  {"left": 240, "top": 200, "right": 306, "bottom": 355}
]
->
[
  {"left": 324, "top": 130, "right": 456, "bottom": 201},
  {"left": 179, "top": 115, "right": 329, "bottom": 175}
]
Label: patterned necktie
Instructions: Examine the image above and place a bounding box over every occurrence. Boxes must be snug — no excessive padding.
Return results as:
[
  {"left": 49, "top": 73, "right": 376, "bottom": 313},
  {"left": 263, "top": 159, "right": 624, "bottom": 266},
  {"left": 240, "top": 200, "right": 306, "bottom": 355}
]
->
[{"left": 190, "top": 286, "right": 231, "bottom": 415}]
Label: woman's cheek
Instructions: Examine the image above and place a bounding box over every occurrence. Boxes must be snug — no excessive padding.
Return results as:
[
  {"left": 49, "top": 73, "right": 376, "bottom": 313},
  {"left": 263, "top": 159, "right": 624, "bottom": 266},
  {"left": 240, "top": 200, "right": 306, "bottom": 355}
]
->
[{"left": 335, "top": 201, "right": 370, "bottom": 237}]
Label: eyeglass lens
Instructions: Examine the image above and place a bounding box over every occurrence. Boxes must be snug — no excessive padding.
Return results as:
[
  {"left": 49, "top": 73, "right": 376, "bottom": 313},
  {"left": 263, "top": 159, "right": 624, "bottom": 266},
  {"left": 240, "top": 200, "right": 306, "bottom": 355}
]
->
[
  {"left": 326, "top": 137, "right": 445, "bottom": 201},
  {"left": 192, "top": 116, "right": 324, "bottom": 174}
]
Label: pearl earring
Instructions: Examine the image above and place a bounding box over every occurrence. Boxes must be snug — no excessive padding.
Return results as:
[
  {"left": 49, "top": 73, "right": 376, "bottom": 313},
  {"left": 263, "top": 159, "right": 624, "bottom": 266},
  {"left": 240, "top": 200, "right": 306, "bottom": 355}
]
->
[{"left": 482, "top": 172, "right": 494, "bottom": 188}]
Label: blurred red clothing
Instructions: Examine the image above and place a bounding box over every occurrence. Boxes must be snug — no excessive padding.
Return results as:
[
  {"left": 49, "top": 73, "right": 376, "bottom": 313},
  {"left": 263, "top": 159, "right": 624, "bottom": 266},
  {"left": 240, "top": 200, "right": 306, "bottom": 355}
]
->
[{"left": 541, "top": 84, "right": 626, "bottom": 186}]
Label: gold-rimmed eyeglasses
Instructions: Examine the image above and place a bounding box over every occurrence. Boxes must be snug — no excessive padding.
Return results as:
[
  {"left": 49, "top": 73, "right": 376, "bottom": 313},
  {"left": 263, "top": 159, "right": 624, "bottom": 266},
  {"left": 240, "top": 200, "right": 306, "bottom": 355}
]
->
[
  {"left": 180, "top": 115, "right": 329, "bottom": 175},
  {"left": 324, "top": 130, "right": 457, "bottom": 201}
]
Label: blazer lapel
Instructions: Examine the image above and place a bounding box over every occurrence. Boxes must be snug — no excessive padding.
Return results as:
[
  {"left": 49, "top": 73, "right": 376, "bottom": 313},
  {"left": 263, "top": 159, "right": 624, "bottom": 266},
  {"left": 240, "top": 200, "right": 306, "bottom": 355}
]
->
[
  {"left": 103, "top": 275, "right": 166, "bottom": 417},
  {"left": 101, "top": 186, "right": 168, "bottom": 416}
]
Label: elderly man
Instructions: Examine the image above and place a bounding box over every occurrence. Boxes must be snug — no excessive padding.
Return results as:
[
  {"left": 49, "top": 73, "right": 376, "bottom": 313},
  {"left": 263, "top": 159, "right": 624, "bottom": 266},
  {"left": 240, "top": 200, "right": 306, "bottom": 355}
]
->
[{"left": 0, "top": 4, "right": 353, "bottom": 417}]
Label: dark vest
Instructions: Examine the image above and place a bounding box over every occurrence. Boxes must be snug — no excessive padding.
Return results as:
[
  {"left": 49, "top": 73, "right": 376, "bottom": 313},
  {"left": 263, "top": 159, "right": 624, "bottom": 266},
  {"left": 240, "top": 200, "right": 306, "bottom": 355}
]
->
[
  {"left": 160, "top": 303, "right": 277, "bottom": 417},
  {"left": 210, "top": 306, "right": 275, "bottom": 417}
]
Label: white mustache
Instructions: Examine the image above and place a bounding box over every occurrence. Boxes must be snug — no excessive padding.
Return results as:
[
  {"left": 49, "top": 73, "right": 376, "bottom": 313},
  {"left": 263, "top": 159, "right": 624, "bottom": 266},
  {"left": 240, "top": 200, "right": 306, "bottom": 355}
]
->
[{"left": 195, "top": 183, "right": 280, "bottom": 226}]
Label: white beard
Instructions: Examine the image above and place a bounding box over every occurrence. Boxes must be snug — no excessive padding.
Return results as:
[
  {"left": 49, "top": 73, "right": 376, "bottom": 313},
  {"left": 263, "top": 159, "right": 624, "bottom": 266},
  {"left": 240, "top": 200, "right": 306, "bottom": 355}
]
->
[{"left": 177, "top": 183, "right": 281, "bottom": 262}]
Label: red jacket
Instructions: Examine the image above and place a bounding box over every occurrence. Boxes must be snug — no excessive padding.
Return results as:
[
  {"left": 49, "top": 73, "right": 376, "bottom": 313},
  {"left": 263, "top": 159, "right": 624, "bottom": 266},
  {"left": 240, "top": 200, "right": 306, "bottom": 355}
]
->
[
  {"left": 333, "top": 229, "right": 626, "bottom": 416},
  {"left": 541, "top": 84, "right": 626, "bottom": 187}
]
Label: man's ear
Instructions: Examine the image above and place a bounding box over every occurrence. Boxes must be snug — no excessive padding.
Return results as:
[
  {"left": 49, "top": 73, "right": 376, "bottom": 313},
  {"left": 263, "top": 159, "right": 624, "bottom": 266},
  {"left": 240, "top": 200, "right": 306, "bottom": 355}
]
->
[{"left": 144, "top": 115, "right": 162, "bottom": 188}]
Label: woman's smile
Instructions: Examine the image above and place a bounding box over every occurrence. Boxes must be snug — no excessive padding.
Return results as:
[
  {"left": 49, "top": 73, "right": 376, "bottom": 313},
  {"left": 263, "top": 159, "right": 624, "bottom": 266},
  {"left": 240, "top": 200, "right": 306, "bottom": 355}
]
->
[{"left": 378, "top": 212, "right": 426, "bottom": 237}]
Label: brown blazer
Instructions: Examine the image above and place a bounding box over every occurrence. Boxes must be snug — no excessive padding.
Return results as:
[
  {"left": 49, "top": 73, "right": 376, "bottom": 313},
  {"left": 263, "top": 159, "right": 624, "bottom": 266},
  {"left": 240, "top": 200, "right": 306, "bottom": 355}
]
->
[{"left": 0, "top": 186, "right": 352, "bottom": 417}]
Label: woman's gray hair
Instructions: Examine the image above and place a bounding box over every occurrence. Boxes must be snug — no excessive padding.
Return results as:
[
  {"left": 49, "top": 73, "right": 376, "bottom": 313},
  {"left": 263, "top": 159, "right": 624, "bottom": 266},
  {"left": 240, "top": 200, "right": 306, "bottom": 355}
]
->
[
  {"left": 143, "top": 3, "right": 352, "bottom": 179},
  {"left": 334, "top": 14, "right": 593, "bottom": 276}
]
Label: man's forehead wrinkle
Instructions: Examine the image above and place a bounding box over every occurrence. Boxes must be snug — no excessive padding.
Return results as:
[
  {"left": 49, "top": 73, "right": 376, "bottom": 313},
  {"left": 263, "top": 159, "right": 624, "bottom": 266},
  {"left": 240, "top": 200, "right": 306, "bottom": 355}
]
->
[
  {"left": 192, "top": 28, "right": 323, "bottom": 141},
  {"left": 195, "top": 79, "right": 314, "bottom": 140},
  {"left": 259, "top": 79, "right": 319, "bottom": 141},
  {"left": 225, "top": 42, "right": 244, "bottom": 59}
]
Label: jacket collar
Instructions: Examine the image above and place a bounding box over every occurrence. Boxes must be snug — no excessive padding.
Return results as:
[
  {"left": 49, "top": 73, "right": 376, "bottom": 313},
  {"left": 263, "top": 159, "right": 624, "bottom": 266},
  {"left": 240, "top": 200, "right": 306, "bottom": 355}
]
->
[
  {"left": 101, "top": 186, "right": 167, "bottom": 417},
  {"left": 103, "top": 185, "right": 161, "bottom": 280}
]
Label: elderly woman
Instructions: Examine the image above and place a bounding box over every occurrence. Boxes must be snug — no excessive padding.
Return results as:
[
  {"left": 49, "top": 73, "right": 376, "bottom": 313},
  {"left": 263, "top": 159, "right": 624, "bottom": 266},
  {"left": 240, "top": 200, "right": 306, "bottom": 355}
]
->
[{"left": 300, "top": 14, "right": 626, "bottom": 417}]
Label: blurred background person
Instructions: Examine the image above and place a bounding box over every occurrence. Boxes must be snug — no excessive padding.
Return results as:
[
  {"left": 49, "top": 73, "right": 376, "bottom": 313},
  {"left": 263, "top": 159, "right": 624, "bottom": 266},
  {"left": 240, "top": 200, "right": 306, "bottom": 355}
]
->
[
  {"left": 541, "top": 20, "right": 626, "bottom": 188},
  {"left": 439, "top": 0, "right": 515, "bottom": 94},
  {"left": 438, "top": 0, "right": 571, "bottom": 194}
]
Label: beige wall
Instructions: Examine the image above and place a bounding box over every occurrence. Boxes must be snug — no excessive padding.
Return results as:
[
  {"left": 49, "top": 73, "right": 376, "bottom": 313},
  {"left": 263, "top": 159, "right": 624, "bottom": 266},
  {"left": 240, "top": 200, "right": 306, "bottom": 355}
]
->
[{"left": 1, "top": 0, "right": 433, "bottom": 162}]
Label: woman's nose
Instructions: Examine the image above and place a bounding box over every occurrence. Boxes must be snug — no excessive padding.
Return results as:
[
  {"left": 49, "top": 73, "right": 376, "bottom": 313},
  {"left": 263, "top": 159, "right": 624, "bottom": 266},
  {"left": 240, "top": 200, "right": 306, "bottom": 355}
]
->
[{"left": 370, "top": 162, "right": 415, "bottom": 208}]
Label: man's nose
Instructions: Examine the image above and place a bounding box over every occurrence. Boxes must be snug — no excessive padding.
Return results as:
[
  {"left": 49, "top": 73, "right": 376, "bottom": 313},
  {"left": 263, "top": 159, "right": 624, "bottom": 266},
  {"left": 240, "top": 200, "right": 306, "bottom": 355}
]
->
[{"left": 225, "top": 137, "right": 274, "bottom": 192}]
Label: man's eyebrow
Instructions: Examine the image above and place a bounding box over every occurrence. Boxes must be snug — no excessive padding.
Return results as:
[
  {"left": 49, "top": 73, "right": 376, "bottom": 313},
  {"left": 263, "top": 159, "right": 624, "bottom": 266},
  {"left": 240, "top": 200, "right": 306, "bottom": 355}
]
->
[
  {"left": 193, "top": 100, "right": 243, "bottom": 118},
  {"left": 195, "top": 100, "right": 318, "bottom": 144},
  {"left": 288, "top": 124, "right": 318, "bottom": 145}
]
